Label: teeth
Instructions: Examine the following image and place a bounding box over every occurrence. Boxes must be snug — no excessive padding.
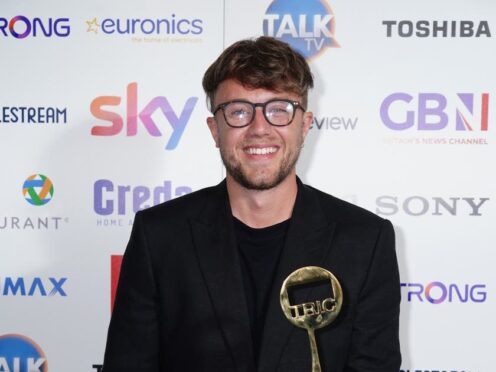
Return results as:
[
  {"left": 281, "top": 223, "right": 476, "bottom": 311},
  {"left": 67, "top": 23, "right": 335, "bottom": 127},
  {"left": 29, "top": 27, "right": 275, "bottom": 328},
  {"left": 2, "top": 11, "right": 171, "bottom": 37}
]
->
[{"left": 246, "top": 147, "right": 277, "bottom": 155}]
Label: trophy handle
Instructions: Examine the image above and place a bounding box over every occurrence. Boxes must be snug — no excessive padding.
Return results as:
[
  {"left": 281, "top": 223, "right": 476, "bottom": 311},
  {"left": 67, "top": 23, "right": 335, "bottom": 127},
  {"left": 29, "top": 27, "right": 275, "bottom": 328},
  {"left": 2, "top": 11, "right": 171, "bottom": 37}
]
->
[{"left": 307, "top": 328, "right": 322, "bottom": 372}]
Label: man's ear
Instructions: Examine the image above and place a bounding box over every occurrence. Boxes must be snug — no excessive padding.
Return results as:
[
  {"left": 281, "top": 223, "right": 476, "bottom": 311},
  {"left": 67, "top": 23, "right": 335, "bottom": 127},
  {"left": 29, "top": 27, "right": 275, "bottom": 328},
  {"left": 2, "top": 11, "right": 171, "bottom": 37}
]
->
[
  {"left": 206, "top": 116, "right": 220, "bottom": 148},
  {"left": 302, "top": 111, "right": 313, "bottom": 139}
]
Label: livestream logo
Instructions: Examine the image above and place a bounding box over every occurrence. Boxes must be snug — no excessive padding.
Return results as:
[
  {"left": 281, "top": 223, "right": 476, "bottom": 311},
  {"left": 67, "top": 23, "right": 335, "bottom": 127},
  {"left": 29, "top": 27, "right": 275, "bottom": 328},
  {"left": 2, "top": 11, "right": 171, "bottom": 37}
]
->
[
  {"left": 263, "top": 0, "right": 339, "bottom": 59},
  {"left": 90, "top": 83, "right": 198, "bottom": 150}
]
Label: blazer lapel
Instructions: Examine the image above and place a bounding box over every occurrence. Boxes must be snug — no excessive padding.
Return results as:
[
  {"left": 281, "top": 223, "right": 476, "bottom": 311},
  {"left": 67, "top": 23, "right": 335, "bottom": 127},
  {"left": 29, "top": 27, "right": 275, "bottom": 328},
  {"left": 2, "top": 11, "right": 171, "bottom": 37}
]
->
[
  {"left": 190, "top": 181, "right": 256, "bottom": 372},
  {"left": 258, "top": 181, "right": 337, "bottom": 372}
]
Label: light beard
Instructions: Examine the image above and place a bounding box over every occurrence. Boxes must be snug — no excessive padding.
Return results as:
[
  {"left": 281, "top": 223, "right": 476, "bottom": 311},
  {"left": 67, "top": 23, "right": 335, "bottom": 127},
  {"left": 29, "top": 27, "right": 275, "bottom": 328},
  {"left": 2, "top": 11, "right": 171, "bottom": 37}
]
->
[{"left": 220, "top": 145, "right": 302, "bottom": 191}]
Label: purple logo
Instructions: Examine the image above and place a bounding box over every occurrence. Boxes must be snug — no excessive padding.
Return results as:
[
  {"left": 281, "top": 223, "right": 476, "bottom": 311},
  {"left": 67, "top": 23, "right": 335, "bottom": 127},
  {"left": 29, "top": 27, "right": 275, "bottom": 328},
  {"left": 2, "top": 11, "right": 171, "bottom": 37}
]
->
[
  {"left": 93, "top": 179, "right": 192, "bottom": 216},
  {"left": 401, "top": 282, "right": 487, "bottom": 304},
  {"left": 0, "top": 16, "right": 70, "bottom": 38},
  {"left": 380, "top": 92, "right": 489, "bottom": 131}
]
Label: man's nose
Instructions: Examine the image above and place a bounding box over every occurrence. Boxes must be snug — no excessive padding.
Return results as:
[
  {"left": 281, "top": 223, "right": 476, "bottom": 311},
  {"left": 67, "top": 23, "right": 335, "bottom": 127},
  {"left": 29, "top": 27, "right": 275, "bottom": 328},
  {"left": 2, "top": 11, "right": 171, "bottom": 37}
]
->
[{"left": 247, "top": 107, "right": 271, "bottom": 134}]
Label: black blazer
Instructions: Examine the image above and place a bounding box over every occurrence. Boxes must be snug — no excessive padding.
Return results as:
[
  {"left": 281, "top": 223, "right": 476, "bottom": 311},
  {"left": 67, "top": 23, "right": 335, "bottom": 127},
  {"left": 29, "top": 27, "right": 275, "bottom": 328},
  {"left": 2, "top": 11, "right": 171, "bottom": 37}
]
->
[{"left": 103, "top": 180, "right": 401, "bottom": 372}]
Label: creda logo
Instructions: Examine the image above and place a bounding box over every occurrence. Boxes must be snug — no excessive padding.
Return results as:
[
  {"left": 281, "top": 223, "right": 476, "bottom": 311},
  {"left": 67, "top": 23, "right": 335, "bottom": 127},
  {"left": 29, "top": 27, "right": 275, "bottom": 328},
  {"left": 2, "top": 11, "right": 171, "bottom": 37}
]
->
[
  {"left": 0, "top": 334, "right": 47, "bottom": 372},
  {"left": 0, "top": 16, "right": 70, "bottom": 38},
  {"left": 22, "top": 174, "right": 54, "bottom": 206},
  {"left": 93, "top": 179, "right": 192, "bottom": 216},
  {"left": 380, "top": 92, "right": 489, "bottom": 131},
  {"left": 90, "top": 83, "right": 198, "bottom": 150},
  {"left": 263, "top": 0, "right": 339, "bottom": 59}
]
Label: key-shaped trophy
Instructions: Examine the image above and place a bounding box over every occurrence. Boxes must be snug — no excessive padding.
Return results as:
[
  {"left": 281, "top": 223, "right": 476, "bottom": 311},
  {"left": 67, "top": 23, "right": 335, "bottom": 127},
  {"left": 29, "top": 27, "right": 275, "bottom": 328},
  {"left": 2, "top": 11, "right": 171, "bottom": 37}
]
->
[{"left": 279, "top": 266, "right": 343, "bottom": 372}]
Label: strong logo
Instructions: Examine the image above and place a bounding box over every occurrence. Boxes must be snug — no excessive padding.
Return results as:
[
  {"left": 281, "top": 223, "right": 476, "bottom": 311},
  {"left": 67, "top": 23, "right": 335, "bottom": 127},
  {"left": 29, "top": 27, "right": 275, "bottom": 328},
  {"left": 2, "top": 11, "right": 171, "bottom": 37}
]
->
[
  {"left": 263, "top": 0, "right": 339, "bottom": 59},
  {"left": 22, "top": 175, "right": 54, "bottom": 206}
]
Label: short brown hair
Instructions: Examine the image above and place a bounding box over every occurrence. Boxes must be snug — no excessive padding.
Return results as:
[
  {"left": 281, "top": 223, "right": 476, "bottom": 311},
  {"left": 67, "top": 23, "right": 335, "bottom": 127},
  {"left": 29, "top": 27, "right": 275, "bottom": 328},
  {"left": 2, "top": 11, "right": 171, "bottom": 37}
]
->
[{"left": 202, "top": 36, "right": 314, "bottom": 111}]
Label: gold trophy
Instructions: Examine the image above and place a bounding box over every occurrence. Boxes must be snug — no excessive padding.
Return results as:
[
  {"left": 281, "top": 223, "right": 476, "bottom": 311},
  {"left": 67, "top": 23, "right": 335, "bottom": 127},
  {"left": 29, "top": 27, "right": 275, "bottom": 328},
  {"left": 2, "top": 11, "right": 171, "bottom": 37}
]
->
[{"left": 279, "top": 266, "right": 343, "bottom": 372}]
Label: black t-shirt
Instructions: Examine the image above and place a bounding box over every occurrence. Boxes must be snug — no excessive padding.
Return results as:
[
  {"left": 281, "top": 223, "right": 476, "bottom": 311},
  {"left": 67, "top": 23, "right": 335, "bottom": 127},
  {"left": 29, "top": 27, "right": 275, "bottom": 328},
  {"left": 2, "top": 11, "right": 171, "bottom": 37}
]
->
[{"left": 233, "top": 216, "right": 290, "bottom": 364}]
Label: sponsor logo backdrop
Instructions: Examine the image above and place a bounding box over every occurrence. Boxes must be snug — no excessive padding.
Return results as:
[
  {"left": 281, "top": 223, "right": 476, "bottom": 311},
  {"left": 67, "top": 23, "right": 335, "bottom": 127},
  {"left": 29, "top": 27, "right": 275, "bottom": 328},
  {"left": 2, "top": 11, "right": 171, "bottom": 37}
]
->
[{"left": 1, "top": 0, "right": 494, "bottom": 371}]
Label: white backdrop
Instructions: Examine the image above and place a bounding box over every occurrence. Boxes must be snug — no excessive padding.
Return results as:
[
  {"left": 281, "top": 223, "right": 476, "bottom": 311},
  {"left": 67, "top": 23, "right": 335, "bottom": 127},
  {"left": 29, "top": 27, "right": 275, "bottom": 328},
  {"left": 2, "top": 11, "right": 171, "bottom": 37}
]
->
[{"left": 1, "top": 0, "right": 494, "bottom": 371}]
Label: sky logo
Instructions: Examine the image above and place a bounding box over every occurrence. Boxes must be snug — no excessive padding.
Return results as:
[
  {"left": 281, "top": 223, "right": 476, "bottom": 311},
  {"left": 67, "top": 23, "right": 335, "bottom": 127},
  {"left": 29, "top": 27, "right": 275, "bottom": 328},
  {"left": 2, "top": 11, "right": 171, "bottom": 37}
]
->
[
  {"left": 0, "top": 334, "right": 47, "bottom": 372},
  {"left": 90, "top": 83, "right": 198, "bottom": 150},
  {"left": 263, "top": 0, "right": 339, "bottom": 59},
  {"left": 22, "top": 174, "right": 54, "bottom": 206},
  {"left": 0, "top": 16, "right": 70, "bottom": 39},
  {"left": 381, "top": 92, "right": 489, "bottom": 131},
  {"left": 401, "top": 282, "right": 486, "bottom": 304}
]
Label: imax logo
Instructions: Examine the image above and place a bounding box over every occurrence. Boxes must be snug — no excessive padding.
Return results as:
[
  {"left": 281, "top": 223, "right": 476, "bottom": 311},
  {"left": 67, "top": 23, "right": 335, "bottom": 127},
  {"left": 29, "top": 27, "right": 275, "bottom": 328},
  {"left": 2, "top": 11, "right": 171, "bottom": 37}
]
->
[
  {"left": 1, "top": 277, "right": 67, "bottom": 296},
  {"left": 401, "top": 282, "right": 487, "bottom": 304},
  {"left": 380, "top": 93, "right": 489, "bottom": 131},
  {"left": 90, "top": 83, "right": 198, "bottom": 150},
  {"left": 263, "top": 0, "right": 339, "bottom": 59},
  {"left": 376, "top": 196, "right": 489, "bottom": 216}
]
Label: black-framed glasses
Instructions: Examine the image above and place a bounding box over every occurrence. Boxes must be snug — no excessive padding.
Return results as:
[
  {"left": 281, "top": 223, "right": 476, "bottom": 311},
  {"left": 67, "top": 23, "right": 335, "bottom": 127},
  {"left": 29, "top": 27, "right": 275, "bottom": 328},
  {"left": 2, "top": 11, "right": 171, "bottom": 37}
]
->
[{"left": 212, "top": 99, "right": 305, "bottom": 128}]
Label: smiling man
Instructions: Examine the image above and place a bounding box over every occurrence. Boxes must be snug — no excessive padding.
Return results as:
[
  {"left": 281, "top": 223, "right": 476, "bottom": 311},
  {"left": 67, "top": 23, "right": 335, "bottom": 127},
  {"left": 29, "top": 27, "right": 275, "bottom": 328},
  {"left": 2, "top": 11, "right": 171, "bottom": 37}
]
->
[{"left": 103, "top": 36, "right": 401, "bottom": 372}]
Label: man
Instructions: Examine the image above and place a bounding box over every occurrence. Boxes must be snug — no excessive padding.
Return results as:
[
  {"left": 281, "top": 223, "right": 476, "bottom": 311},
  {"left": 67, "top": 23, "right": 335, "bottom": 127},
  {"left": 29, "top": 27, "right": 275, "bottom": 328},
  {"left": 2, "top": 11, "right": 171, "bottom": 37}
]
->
[{"left": 103, "top": 36, "right": 401, "bottom": 372}]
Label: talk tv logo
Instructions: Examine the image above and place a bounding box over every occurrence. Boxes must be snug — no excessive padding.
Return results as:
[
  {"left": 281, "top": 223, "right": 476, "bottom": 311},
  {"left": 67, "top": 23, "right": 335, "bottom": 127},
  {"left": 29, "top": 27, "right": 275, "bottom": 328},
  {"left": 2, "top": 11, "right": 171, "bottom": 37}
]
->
[
  {"left": 0, "top": 334, "right": 47, "bottom": 372},
  {"left": 380, "top": 92, "right": 489, "bottom": 132},
  {"left": 22, "top": 174, "right": 54, "bottom": 206},
  {"left": 0, "top": 16, "right": 69, "bottom": 38},
  {"left": 263, "top": 0, "right": 339, "bottom": 59},
  {"left": 90, "top": 83, "right": 198, "bottom": 150}
]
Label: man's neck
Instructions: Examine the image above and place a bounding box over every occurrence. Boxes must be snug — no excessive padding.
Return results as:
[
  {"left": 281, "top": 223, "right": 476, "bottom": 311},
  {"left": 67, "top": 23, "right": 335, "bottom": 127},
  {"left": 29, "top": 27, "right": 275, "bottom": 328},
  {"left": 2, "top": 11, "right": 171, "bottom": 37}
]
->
[{"left": 226, "top": 174, "right": 298, "bottom": 229}]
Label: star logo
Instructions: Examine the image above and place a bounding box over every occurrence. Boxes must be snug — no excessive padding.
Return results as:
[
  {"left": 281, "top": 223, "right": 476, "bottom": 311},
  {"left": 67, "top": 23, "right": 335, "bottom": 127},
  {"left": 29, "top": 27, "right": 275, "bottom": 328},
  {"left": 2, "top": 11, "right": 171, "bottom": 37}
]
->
[{"left": 86, "top": 18, "right": 101, "bottom": 34}]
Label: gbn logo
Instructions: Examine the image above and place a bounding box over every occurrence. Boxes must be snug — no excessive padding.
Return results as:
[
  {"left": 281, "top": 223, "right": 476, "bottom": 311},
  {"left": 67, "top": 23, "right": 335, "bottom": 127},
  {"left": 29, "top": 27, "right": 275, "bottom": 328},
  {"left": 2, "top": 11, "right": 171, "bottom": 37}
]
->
[
  {"left": 90, "top": 82, "right": 198, "bottom": 149},
  {"left": 380, "top": 93, "right": 489, "bottom": 131}
]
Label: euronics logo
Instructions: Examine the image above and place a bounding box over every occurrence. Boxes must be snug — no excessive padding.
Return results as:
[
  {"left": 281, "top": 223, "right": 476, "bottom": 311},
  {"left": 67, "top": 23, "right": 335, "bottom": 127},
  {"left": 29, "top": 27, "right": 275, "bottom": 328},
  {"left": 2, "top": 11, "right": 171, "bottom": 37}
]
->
[{"left": 22, "top": 174, "right": 54, "bottom": 206}]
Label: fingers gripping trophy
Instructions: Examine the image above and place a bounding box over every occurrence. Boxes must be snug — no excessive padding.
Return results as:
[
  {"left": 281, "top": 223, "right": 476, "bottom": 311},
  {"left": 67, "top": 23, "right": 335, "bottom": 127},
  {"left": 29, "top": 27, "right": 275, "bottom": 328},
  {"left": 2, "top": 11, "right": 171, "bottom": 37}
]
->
[{"left": 280, "top": 266, "right": 343, "bottom": 372}]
